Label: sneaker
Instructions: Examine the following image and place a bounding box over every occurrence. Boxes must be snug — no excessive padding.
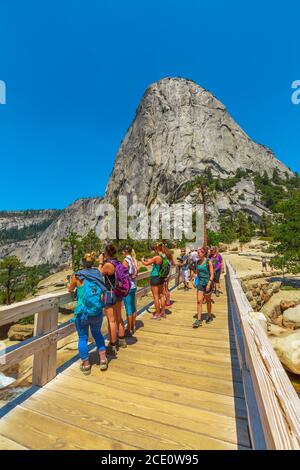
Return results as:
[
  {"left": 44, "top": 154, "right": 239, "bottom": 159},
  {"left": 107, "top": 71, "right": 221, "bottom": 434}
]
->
[
  {"left": 165, "top": 302, "right": 172, "bottom": 307},
  {"left": 206, "top": 316, "right": 214, "bottom": 324},
  {"left": 107, "top": 343, "right": 118, "bottom": 357},
  {"left": 151, "top": 315, "right": 161, "bottom": 321},
  {"left": 99, "top": 359, "right": 108, "bottom": 372},
  {"left": 193, "top": 319, "right": 202, "bottom": 328},
  {"left": 215, "top": 290, "right": 220, "bottom": 297},
  {"left": 124, "top": 329, "right": 132, "bottom": 337},
  {"left": 80, "top": 363, "right": 91, "bottom": 375},
  {"left": 118, "top": 338, "right": 127, "bottom": 349}
]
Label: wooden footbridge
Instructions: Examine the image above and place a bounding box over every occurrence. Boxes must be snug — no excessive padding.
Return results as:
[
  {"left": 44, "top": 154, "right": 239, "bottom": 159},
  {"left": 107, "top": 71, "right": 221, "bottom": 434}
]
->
[{"left": 1, "top": 264, "right": 300, "bottom": 450}]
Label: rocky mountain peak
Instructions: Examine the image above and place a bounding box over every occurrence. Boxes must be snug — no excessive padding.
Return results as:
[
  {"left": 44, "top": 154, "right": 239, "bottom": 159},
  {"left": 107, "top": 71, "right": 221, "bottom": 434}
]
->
[{"left": 105, "top": 76, "right": 291, "bottom": 207}]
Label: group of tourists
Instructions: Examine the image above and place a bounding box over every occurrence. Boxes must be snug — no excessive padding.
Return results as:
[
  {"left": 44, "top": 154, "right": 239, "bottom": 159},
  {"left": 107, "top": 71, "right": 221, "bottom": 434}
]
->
[{"left": 65, "top": 242, "right": 223, "bottom": 375}]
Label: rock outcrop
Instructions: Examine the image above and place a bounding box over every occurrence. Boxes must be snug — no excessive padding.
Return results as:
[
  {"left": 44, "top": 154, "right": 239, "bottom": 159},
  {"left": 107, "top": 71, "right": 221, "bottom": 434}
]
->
[
  {"left": 105, "top": 77, "right": 291, "bottom": 222},
  {"left": 270, "top": 331, "right": 300, "bottom": 375},
  {"left": 8, "top": 324, "right": 34, "bottom": 341},
  {"left": 242, "top": 278, "right": 282, "bottom": 311},
  {"left": 24, "top": 198, "right": 102, "bottom": 266},
  {"left": 283, "top": 305, "right": 300, "bottom": 330}
]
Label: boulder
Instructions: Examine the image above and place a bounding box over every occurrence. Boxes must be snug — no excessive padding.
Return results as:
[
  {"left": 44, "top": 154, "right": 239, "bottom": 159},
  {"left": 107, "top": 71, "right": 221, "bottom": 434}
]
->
[
  {"left": 59, "top": 302, "right": 76, "bottom": 315},
  {"left": 280, "top": 300, "right": 298, "bottom": 312},
  {"left": 246, "top": 291, "right": 253, "bottom": 302},
  {"left": 270, "top": 331, "right": 300, "bottom": 375},
  {"left": 262, "top": 292, "right": 271, "bottom": 304},
  {"left": 218, "top": 243, "right": 228, "bottom": 252},
  {"left": 8, "top": 324, "right": 34, "bottom": 341},
  {"left": 262, "top": 284, "right": 269, "bottom": 294},
  {"left": 283, "top": 305, "right": 300, "bottom": 330},
  {"left": 272, "top": 315, "right": 283, "bottom": 327},
  {"left": 272, "top": 282, "right": 281, "bottom": 293},
  {"left": 268, "top": 324, "right": 291, "bottom": 337}
]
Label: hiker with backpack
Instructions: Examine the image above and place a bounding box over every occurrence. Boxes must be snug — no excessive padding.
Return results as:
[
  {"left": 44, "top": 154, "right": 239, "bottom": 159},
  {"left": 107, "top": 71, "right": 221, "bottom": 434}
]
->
[
  {"left": 141, "top": 242, "right": 170, "bottom": 320},
  {"left": 66, "top": 252, "right": 108, "bottom": 374},
  {"left": 209, "top": 246, "right": 224, "bottom": 297},
  {"left": 122, "top": 245, "right": 138, "bottom": 335},
  {"left": 99, "top": 244, "right": 130, "bottom": 357}
]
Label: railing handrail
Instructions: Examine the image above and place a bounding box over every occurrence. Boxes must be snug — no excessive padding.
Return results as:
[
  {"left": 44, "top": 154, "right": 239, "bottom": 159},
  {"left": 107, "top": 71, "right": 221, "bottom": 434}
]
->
[
  {"left": 226, "top": 260, "right": 300, "bottom": 450},
  {"left": 0, "top": 266, "right": 180, "bottom": 386}
]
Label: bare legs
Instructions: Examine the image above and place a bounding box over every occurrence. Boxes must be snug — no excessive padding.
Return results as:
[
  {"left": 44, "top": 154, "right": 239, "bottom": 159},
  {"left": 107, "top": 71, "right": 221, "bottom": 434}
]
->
[
  {"left": 151, "top": 285, "right": 161, "bottom": 317},
  {"left": 151, "top": 284, "right": 166, "bottom": 318},
  {"left": 197, "top": 290, "right": 212, "bottom": 321},
  {"left": 115, "top": 299, "right": 125, "bottom": 338},
  {"left": 159, "top": 284, "right": 166, "bottom": 317},
  {"left": 105, "top": 305, "right": 117, "bottom": 344},
  {"left": 164, "top": 280, "right": 171, "bottom": 306}
]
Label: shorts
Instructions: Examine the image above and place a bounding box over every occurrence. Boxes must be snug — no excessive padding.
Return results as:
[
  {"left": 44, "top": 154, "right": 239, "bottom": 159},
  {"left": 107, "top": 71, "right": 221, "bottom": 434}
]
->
[
  {"left": 124, "top": 288, "right": 137, "bottom": 316},
  {"left": 150, "top": 276, "right": 165, "bottom": 286},
  {"left": 214, "top": 269, "right": 221, "bottom": 283},
  {"left": 182, "top": 269, "right": 189, "bottom": 283},
  {"left": 197, "top": 282, "right": 213, "bottom": 294}
]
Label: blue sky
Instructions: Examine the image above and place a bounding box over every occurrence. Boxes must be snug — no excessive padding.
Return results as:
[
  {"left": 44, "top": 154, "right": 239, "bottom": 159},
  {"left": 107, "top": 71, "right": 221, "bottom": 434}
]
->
[{"left": 0, "top": 0, "right": 299, "bottom": 210}]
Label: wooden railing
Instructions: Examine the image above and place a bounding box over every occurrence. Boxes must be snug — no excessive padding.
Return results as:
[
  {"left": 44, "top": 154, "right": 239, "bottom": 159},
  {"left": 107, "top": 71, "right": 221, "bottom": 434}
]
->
[
  {"left": 0, "top": 267, "right": 181, "bottom": 387},
  {"left": 226, "top": 260, "right": 300, "bottom": 450}
]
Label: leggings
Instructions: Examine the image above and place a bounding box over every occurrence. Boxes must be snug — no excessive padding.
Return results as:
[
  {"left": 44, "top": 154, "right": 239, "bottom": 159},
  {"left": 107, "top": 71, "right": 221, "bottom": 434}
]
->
[{"left": 75, "top": 315, "right": 106, "bottom": 361}]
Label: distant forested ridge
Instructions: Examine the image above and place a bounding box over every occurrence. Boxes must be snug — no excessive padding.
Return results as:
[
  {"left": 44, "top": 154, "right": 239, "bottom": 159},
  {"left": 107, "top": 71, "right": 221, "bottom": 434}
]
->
[{"left": 0, "top": 209, "right": 62, "bottom": 244}]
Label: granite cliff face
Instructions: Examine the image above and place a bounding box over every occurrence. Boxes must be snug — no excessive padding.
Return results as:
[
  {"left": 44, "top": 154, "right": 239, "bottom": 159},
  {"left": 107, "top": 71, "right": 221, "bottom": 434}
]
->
[
  {"left": 0, "top": 210, "right": 61, "bottom": 261},
  {"left": 0, "top": 200, "right": 101, "bottom": 266},
  {"left": 23, "top": 198, "right": 102, "bottom": 266},
  {"left": 105, "top": 77, "right": 291, "bottom": 224}
]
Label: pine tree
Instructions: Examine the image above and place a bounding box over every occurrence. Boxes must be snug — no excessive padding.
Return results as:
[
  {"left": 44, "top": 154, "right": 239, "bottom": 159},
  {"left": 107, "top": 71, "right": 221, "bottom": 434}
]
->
[
  {"left": 271, "top": 190, "right": 300, "bottom": 274},
  {"left": 62, "top": 231, "right": 82, "bottom": 270},
  {"left": 0, "top": 256, "right": 26, "bottom": 305}
]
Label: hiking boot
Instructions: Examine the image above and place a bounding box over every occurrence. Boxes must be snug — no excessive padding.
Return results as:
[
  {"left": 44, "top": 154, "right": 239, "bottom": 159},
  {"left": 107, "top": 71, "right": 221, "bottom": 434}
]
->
[
  {"left": 99, "top": 359, "right": 108, "bottom": 372},
  {"left": 193, "top": 319, "right": 202, "bottom": 328},
  {"left": 80, "top": 363, "right": 91, "bottom": 375},
  {"left": 107, "top": 343, "right": 118, "bottom": 357},
  {"left": 206, "top": 316, "right": 214, "bottom": 324},
  {"left": 118, "top": 338, "right": 127, "bottom": 349}
]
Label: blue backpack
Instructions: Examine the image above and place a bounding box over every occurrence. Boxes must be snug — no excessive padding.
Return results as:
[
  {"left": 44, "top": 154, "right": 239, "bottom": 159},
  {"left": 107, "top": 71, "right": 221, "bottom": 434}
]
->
[{"left": 74, "top": 269, "right": 107, "bottom": 324}]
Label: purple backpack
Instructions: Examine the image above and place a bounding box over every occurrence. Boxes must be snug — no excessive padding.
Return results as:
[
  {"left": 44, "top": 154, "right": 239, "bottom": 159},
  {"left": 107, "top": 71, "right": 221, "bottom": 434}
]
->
[{"left": 109, "top": 259, "right": 130, "bottom": 297}]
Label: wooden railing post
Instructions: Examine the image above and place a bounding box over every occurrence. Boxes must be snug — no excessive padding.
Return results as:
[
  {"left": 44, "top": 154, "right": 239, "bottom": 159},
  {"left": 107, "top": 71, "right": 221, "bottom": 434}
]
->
[{"left": 32, "top": 306, "right": 59, "bottom": 387}]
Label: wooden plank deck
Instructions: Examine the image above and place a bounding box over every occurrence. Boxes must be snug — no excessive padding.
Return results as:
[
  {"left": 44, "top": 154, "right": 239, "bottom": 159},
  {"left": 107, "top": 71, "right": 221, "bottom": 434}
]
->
[{"left": 0, "top": 283, "right": 251, "bottom": 450}]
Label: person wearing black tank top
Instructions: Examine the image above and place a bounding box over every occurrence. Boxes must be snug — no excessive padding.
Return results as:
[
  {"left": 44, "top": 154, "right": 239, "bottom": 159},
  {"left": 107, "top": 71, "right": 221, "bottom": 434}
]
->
[{"left": 99, "top": 244, "right": 126, "bottom": 357}]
